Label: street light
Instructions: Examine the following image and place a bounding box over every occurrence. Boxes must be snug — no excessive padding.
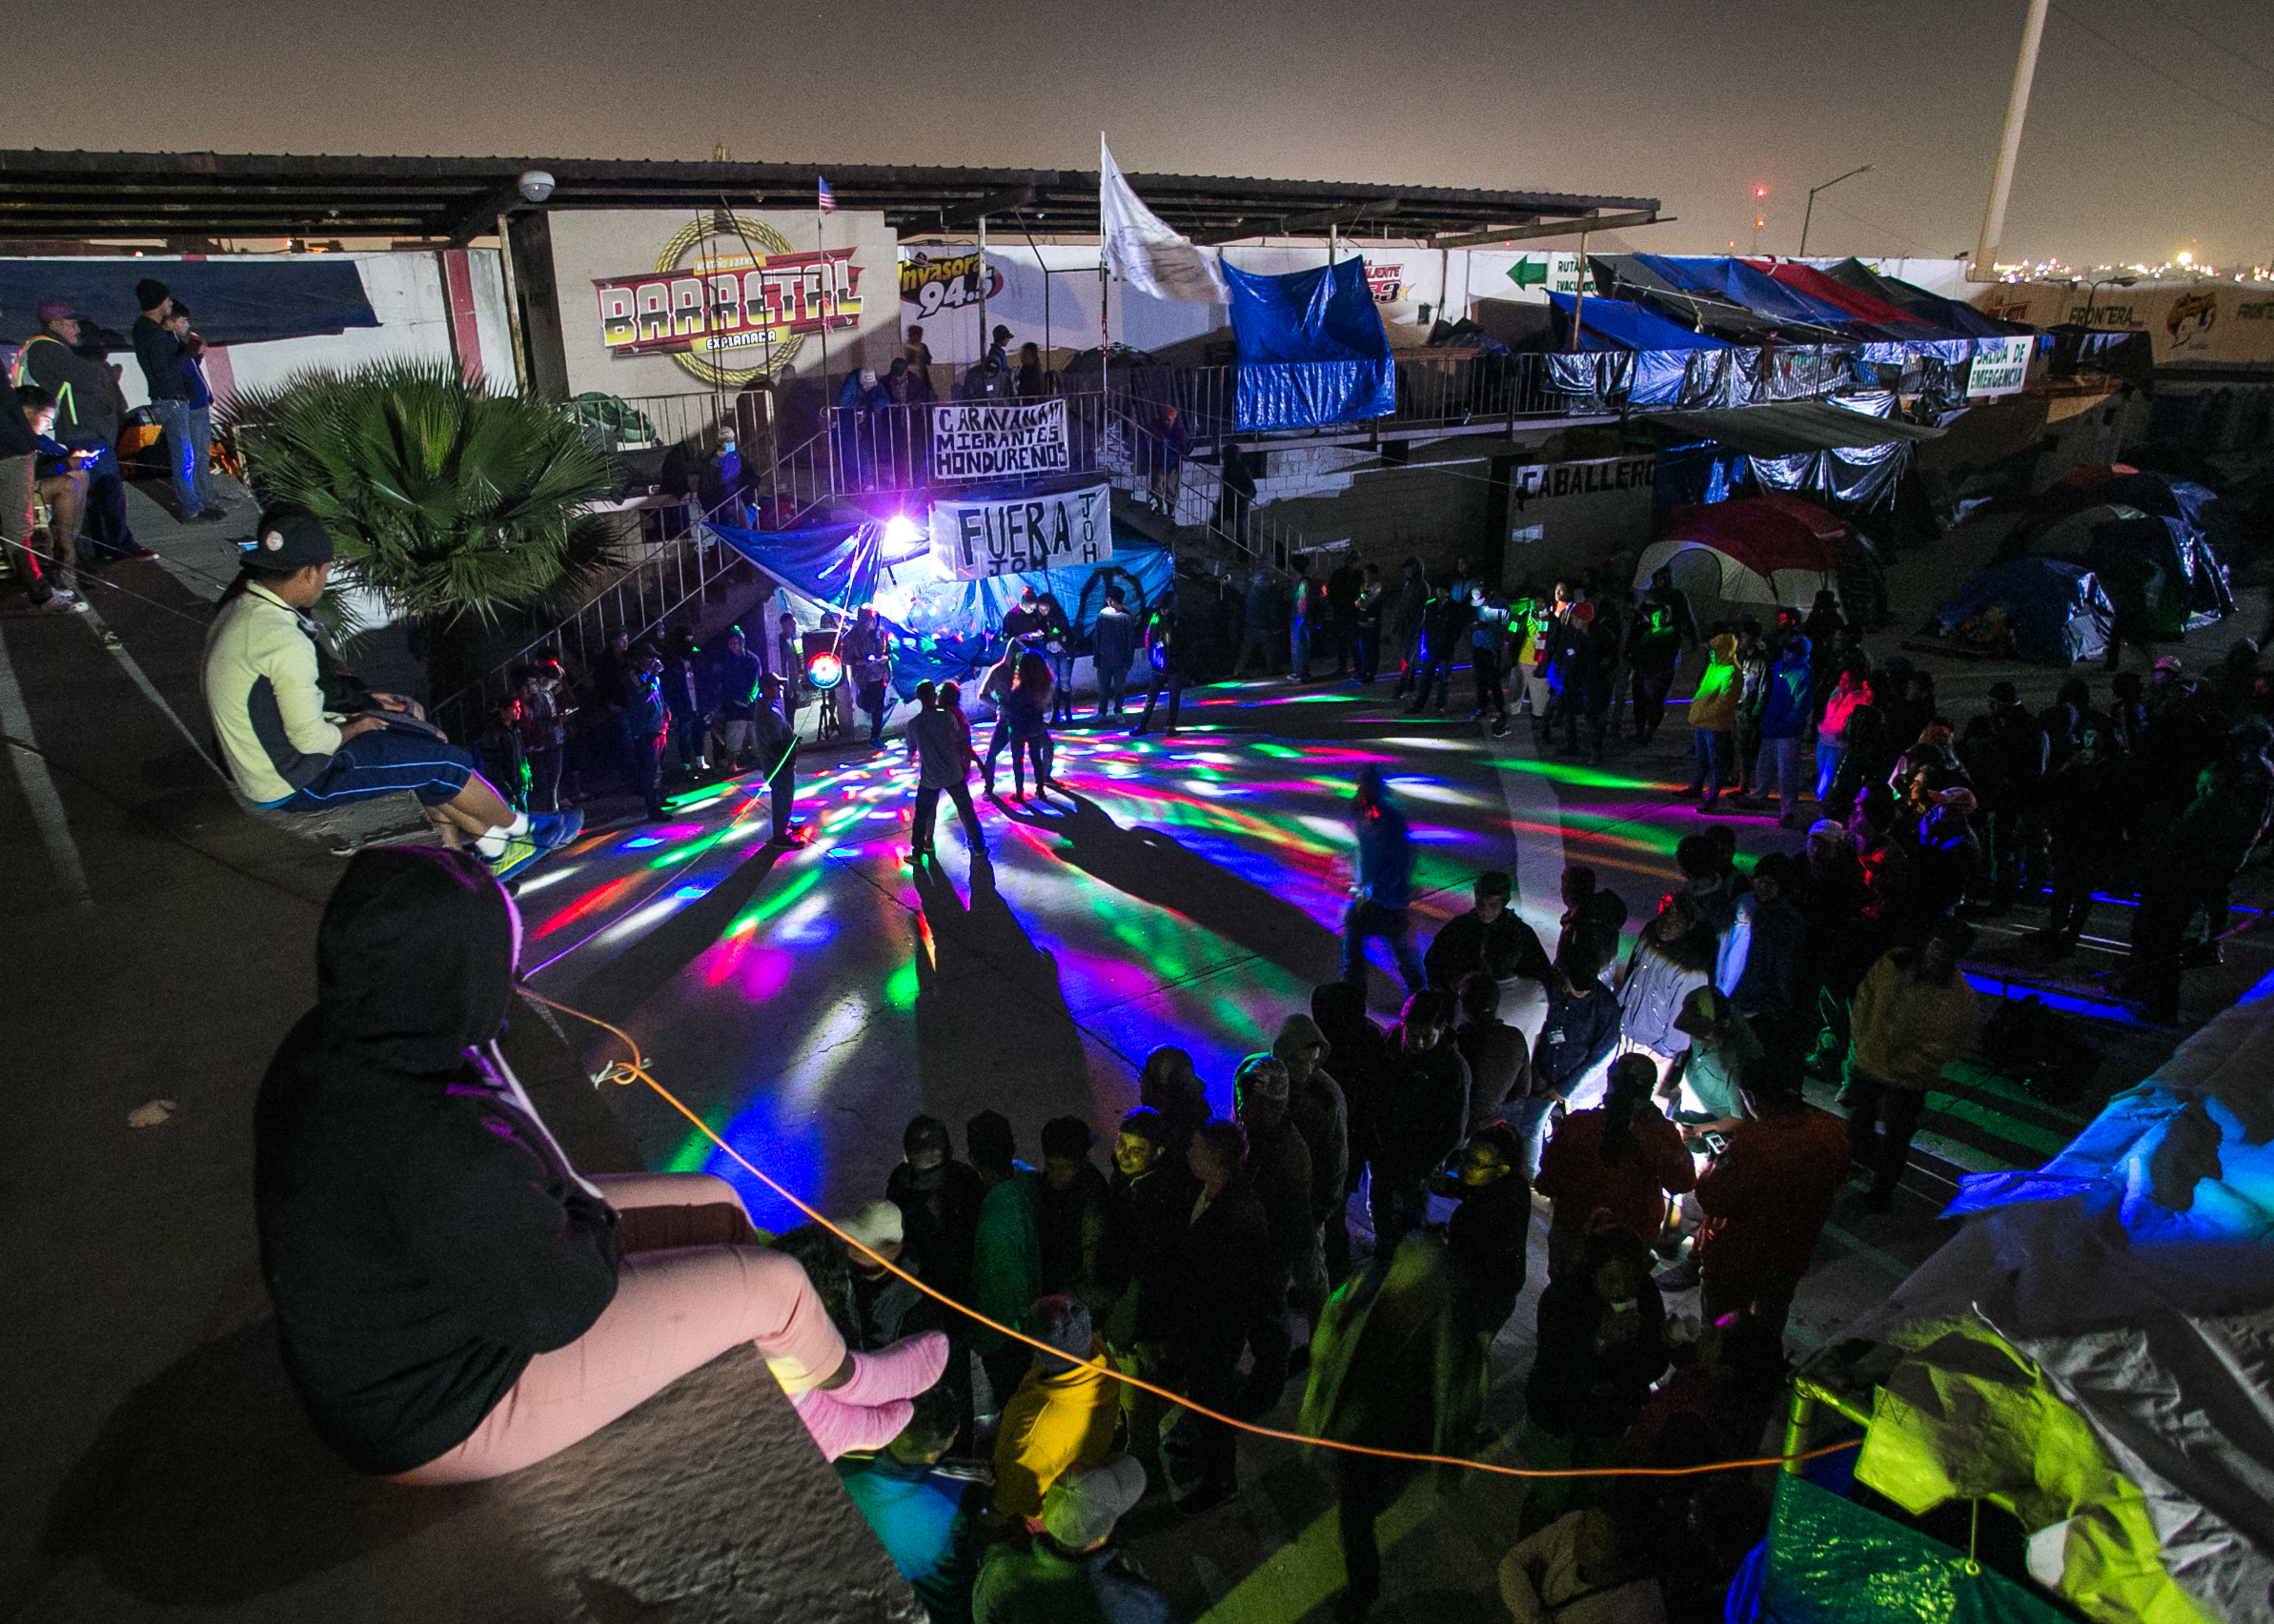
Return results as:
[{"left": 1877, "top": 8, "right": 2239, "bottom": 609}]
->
[
  {"left": 2075, "top": 274, "right": 2136, "bottom": 324},
  {"left": 1797, "top": 165, "right": 1874, "bottom": 258}
]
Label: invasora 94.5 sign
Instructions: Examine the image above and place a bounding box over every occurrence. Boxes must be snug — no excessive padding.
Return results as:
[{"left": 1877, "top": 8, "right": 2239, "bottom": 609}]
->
[
  {"left": 929, "top": 483, "right": 1110, "bottom": 579},
  {"left": 931, "top": 401, "right": 1069, "bottom": 479}
]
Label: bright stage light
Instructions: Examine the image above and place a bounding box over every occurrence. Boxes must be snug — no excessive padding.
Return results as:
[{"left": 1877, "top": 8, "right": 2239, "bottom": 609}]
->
[
  {"left": 882, "top": 514, "right": 923, "bottom": 546},
  {"left": 806, "top": 649, "right": 845, "bottom": 690}
]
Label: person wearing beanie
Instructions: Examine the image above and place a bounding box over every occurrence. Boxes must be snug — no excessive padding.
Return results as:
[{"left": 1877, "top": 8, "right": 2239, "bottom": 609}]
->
[
  {"left": 1273, "top": 1011, "right": 1348, "bottom": 1310},
  {"left": 202, "top": 506, "right": 579, "bottom": 879},
  {"left": 1687, "top": 631, "right": 1742, "bottom": 810},
  {"left": 130, "top": 276, "right": 216, "bottom": 522},
  {"left": 972, "top": 1455, "right": 1168, "bottom": 1623},
  {"left": 989, "top": 1294, "right": 1123, "bottom": 1531},
  {"left": 20, "top": 299, "right": 151, "bottom": 559},
  {"left": 1232, "top": 1053, "right": 1306, "bottom": 1406},
  {"left": 838, "top": 1200, "right": 924, "bottom": 1350}
]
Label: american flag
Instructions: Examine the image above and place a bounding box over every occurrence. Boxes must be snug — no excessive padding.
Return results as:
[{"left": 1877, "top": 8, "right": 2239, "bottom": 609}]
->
[{"left": 817, "top": 175, "right": 836, "bottom": 214}]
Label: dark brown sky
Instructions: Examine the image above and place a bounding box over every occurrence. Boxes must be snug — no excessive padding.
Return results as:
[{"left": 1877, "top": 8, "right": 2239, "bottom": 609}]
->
[{"left": 21, "top": 0, "right": 2273, "bottom": 270}]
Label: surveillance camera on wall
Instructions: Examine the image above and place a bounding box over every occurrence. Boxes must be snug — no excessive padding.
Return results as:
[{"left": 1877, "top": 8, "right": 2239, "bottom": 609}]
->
[{"left": 517, "top": 171, "right": 557, "bottom": 205}]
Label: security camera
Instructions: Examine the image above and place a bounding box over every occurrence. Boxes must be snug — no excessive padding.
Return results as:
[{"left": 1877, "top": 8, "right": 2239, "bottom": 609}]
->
[{"left": 517, "top": 171, "right": 556, "bottom": 204}]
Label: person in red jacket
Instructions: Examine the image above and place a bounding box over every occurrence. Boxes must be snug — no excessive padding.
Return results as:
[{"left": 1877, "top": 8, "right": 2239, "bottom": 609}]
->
[
  {"left": 1692, "top": 1074, "right": 1853, "bottom": 1338},
  {"left": 1533, "top": 1054, "right": 1695, "bottom": 1281}
]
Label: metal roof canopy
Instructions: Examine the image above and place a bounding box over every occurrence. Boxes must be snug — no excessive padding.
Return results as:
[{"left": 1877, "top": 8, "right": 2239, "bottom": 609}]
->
[{"left": 0, "top": 150, "right": 1661, "bottom": 250}]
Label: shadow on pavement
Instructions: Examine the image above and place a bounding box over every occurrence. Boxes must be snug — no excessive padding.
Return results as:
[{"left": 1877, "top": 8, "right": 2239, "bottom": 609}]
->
[
  {"left": 910, "top": 852, "right": 1091, "bottom": 1127},
  {"left": 564, "top": 839, "right": 789, "bottom": 1030}
]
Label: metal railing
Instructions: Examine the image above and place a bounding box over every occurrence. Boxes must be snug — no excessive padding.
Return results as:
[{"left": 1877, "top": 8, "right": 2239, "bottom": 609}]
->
[{"left": 434, "top": 519, "right": 758, "bottom": 741}]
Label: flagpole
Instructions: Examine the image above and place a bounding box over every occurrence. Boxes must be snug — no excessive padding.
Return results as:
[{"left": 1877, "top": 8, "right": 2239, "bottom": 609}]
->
[{"left": 1099, "top": 134, "right": 1110, "bottom": 430}]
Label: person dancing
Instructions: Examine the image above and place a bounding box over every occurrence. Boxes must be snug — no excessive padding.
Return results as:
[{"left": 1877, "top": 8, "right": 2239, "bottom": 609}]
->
[{"left": 1001, "top": 651, "right": 1059, "bottom": 802}]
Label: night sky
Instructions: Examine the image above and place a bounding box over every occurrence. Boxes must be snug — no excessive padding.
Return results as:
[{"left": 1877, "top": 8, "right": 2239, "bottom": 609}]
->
[{"left": 19, "top": 0, "right": 2273, "bottom": 270}]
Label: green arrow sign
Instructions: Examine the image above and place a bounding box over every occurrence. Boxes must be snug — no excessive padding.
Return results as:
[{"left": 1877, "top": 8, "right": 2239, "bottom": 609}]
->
[{"left": 1507, "top": 257, "right": 1550, "bottom": 289}]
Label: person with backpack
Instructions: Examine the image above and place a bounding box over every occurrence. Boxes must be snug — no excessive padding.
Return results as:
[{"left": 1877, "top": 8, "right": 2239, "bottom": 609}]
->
[{"left": 20, "top": 299, "right": 151, "bottom": 560}]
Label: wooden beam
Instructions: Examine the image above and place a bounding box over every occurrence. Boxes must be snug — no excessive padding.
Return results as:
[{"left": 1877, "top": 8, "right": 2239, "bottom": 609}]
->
[
  {"left": 1429, "top": 209, "right": 1665, "bottom": 250},
  {"left": 442, "top": 181, "right": 532, "bottom": 248}
]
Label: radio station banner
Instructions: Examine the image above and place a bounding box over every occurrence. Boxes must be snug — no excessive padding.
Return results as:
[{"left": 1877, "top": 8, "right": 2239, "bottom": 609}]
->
[
  {"left": 929, "top": 482, "right": 1110, "bottom": 579},
  {"left": 1966, "top": 335, "right": 2035, "bottom": 397},
  {"left": 931, "top": 400, "right": 1070, "bottom": 480}
]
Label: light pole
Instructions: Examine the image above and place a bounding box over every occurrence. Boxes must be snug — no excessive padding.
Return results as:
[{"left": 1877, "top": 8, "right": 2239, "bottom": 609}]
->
[
  {"left": 1798, "top": 165, "right": 1874, "bottom": 258},
  {"left": 2077, "top": 274, "right": 2136, "bottom": 325}
]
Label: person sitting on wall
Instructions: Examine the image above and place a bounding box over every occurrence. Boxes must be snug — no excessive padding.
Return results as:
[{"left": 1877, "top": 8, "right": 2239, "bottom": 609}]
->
[
  {"left": 256, "top": 846, "right": 950, "bottom": 1484},
  {"left": 200, "top": 505, "right": 580, "bottom": 879}
]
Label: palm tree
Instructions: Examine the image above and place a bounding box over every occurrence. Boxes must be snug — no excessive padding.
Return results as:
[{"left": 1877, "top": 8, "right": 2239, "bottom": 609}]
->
[{"left": 224, "top": 361, "right": 622, "bottom": 638}]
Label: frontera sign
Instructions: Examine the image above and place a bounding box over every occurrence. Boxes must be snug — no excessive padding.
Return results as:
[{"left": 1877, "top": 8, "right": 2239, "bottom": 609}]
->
[{"left": 591, "top": 213, "right": 864, "bottom": 387}]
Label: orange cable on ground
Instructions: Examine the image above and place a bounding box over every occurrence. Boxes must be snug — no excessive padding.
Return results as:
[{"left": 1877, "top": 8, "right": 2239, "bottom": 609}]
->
[{"left": 521, "top": 989, "right": 1866, "bottom": 1484}]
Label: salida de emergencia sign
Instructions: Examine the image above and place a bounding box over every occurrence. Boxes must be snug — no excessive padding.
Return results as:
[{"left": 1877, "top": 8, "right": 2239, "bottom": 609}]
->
[
  {"left": 1966, "top": 335, "right": 2034, "bottom": 397},
  {"left": 931, "top": 401, "right": 1070, "bottom": 480},
  {"left": 929, "top": 482, "right": 1110, "bottom": 579}
]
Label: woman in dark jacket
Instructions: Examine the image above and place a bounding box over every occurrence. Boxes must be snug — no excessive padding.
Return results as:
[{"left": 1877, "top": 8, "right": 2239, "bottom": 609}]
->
[
  {"left": 1519, "top": 1220, "right": 1669, "bottom": 1533},
  {"left": 255, "top": 847, "right": 945, "bottom": 1482}
]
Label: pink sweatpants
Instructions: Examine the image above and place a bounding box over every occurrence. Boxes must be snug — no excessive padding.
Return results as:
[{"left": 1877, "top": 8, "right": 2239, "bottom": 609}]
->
[{"left": 393, "top": 1172, "right": 858, "bottom": 1485}]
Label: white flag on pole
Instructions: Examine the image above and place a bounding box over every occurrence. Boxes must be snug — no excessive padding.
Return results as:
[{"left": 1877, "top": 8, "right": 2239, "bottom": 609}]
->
[{"left": 1100, "top": 137, "right": 1228, "bottom": 305}]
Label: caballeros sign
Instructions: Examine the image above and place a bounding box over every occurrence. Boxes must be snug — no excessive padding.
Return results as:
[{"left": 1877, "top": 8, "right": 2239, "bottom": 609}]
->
[{"left": 592, "top": 213, "right": 865, "bottom": 387}]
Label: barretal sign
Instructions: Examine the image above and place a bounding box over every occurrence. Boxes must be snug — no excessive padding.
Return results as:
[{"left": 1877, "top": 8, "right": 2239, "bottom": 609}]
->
[
  {"left": 1966, "top": 335, "right": 2033, "bottom": 397},
  {"left": 592, "top": 214, "right": 864, "bottom": 388},
  {"left": 930, "top": 401, "right": 1070, "bottom": 480},
  {"left": 929, "top": 482, "right": 1110, "bottom": 579}
]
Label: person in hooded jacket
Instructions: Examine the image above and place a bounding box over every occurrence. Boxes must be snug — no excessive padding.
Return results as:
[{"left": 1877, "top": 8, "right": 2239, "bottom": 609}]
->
[
  {"left": 1686, "top": 632, "right": 1741, "bottom": 811},
  {"left": 254, "top": 847, "right": 945, "bottom": 1484},
  {"left": 1310, "top": 982, "right": 1389, "bottom": 1282},
  {"left": 1614, "top": 894, "right": 1716, "bottom": 1083},
  {"left": 1273, "top": 1012, "right": 1348, "bottom": 1318},
  {"left": 1737, "top": 635, "right": 1813, "bottom": 827}
]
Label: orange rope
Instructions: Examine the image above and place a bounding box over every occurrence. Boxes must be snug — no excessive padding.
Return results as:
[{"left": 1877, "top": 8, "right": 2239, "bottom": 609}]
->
[{"left": 523, "top": 989, "right": 1866, "bottom": 1482}]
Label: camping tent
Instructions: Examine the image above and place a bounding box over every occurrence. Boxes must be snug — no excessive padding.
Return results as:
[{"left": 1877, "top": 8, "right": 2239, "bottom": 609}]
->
[
  {"left": 1922, "top": 557, "right": 2115, "bottom": 664},
  {"left": 1637, "top": 495, "right": 1854, "bottom": 609},
  {"left": 1771, "top": 985, "right": 2274, "bottom": 1624}
]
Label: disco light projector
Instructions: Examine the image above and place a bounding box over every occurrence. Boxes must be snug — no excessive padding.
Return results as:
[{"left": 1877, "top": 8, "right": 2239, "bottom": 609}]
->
[{"left": 805, "top": 649, "right": 845, "bottom": 690}]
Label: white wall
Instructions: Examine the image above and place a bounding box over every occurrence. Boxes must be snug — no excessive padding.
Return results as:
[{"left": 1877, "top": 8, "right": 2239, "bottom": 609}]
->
[{"left": 91, "top": 250, "right": 514, "bottom": 411}]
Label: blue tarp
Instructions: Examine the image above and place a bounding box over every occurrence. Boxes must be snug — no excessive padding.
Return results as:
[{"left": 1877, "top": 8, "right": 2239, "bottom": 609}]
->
[
  {"left": 1925, "top": 557, "right": 2114, "bottom": 664},
  {"left": 1226, "top": 256, "right": 1396, "bottom": 430},
  {"left": 1545, "top": 293, "right": 1731, "bottom": 353},
  {"left": 705, "top": 518, "right": 1174, "bottom": 700},
  {"left": 0, "top": 258, "right": 379, "bottom": 348},
  {"left": 1636, "top": 255, "right": 1856, "bottom": 329}
]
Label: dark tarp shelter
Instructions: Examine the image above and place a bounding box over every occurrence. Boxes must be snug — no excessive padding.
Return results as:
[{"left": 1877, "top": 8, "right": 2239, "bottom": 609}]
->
[
  {"left": 2005, "top": 466, "right": 2231, "bottom": 634},
  {"left": 1822, "top": 258, "right": 2018, "bottom": 339},
  {"left": 1646, "top": 396, "right": 1941, "bottom": 512},
  {"left": 1226, "top": 256, "right": 1395, "bottom": 431},
  {"left": 1923, "top": 556, "right": 2114, "bottom": 664},
  {"left": 0, "top": 258, "right": 378, "bottom": 348}
]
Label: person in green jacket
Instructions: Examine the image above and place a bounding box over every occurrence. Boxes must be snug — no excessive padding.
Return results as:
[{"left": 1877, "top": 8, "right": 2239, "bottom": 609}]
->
[
  {"left": 968, "top": 1109, "right": 1042, "bottom": 1411},
  {"left": 1686, "top": 631, "right": 1741, "bottom": 812}
]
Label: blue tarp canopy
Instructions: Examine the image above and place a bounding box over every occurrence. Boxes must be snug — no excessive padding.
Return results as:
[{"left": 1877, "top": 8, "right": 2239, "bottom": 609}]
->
[
  {"left": 1925, "top": 557, "right": 2114, "bottom": 664},
  {"left": 705, "top": 517, "right": 1174, "bottom": 700},
  {"left": 1545, "top": 292, "right": 1730, "bottom": 353},
  {"left": 1227, "top": 256, "right": 1396, "bottom": 430},
  {"left": 1634, "top": 255, "right": 1856, "bottom": 329},
  {"left": 0, "top": 257, "right": 379, "bottom": 348}
]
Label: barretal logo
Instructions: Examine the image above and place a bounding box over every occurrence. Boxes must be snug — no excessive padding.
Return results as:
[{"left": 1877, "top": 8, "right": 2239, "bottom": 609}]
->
[
  {"left": 901, "top": 250, "right": 1005, "bottom": 316},
  {"left": 1363, "top": 261, "right": 1403, "bottom": 304},
  {"left": 593, "top": 214, "right": 864, "bottom": 387}
]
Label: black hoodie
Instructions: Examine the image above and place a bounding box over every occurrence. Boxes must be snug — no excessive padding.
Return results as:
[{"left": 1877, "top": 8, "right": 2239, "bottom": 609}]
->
[{"left": 254, "top": 848, "right": 621, "bottom": 1474}]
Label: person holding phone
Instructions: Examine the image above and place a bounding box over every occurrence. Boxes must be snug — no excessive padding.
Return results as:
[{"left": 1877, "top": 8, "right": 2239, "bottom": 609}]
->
[
  {"left": 4, "top": 383, "right": 91, "bottom": 609},
  {"left": 1690, "top": 1073, "right": 1851, "bottom": 1339}
]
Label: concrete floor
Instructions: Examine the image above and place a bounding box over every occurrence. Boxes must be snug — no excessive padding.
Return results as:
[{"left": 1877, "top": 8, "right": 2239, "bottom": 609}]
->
[{"left": 7, "top": 478, "right": 2270, "bottom": 1622}]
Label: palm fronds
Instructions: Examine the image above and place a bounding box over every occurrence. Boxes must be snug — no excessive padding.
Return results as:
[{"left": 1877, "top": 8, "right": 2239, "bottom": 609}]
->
[{"left": 223, "top": 362, "right": 622, "bottom": 630}]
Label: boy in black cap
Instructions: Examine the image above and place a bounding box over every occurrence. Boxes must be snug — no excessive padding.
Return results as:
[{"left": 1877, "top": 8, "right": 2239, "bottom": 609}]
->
[{"left": 201, "top": 505, "right": 580, "bottom": 877}]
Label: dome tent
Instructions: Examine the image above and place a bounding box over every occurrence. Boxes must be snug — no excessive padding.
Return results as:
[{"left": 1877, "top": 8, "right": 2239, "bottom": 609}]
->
[
  {"left": 1923, "top": 557, "right": 2115, "bottom": 665},
  {"left": 1635, "top": 494, "right": 1857, "bottom": 611}
]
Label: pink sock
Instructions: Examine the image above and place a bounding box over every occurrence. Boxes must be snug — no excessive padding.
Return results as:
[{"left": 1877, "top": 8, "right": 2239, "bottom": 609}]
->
[
  {"left": 828, "top": 1330, "right": 950, "bottom": 1409},
  {"left": 791, "top": 1389, "right": 916, "bottom": 1460}
]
